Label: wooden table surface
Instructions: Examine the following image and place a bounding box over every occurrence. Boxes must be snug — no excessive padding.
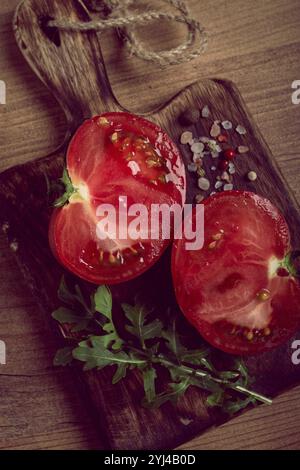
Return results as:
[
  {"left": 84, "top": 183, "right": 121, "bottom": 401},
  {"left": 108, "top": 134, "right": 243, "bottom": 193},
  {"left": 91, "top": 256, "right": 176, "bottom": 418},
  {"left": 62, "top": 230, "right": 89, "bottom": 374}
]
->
[{"left": 1, "top": 0, "right": 300, "bottom": 450}]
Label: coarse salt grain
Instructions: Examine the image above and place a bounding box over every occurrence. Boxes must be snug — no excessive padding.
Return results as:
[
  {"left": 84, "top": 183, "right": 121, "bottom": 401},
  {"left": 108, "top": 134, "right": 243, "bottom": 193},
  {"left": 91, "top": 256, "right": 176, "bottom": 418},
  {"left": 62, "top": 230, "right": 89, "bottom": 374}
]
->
[
  {"left": 179, "top": 417, "right": 193, "bottom": 426},
  {"left": 195, "top": 193, "right": 204, "bottom": 203},
  {"left": 247, "top": 171, "right": 257, "bottom": 181},
  {"left": 2, "top": 222, "right": 9, "bottom": 233},
  {"left": 198, "top": 177, "right": 210, "bottom": 191},
  {"left": 207, "top": 141, "right": 221, "bottom": 153},
  {"left": 223, "top": 183, "right": 234, "bottom": 191},
  {"left": 221, "top": 171, "right": 230, "bottom": 182},
  {"left": 222, "top": 120, "right": 233, "bottom": 130},
  {"left": 211, "top": 151, "right": 220, "bottom": 159},
  {"left": 201, "top": 105, "right": 210, "bottom": 118},
  {"left": 180, "top": 131, "right": 193, "bottom": 145},
  {"left": 228, "top": 163, "right": 236, "bottom": 175},
  {"left": 236, "top": 125, "right": 247, "bottom": 135},
  {"left": 191, "top": 142, "right": 204, "bottom": 153},
  {"left": 238, "top": 145, "right": 249, "bottom": 154},
  {"left": 215, "top": 181, "right": 223, "bottom": 189},
  {"left": 199, "top": 136, "right": 210, "bottom": 143},
  {"left": 210, "top": 122, "right": 221, "bottom": 138},
  {"left": 10, "top": 241, "right": 18, "bottom": 252},
  {"left": 193, "top": 153, "right": 203, "bottom": 163},
  {"left": 188, "top": 163, "right": 198, "bottom": 172}
]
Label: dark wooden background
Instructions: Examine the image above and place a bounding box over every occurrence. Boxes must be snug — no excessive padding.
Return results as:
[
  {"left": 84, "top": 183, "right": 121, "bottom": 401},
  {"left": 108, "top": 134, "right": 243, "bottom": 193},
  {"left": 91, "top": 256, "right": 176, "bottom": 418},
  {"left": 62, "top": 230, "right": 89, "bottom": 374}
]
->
[{"left": 1, "top": 0, "right": 300, "bottom": 450}]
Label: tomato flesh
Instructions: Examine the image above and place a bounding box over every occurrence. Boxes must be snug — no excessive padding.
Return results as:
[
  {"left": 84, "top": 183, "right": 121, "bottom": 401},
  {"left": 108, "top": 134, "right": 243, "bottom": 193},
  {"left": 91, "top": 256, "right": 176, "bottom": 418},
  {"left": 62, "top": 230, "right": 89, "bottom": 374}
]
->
[
  {"left": 49, "top": 112, "right": 186, "bottom": 284},
  {"left": 172, "top": 191, "right": 300, "bottom": 355}
]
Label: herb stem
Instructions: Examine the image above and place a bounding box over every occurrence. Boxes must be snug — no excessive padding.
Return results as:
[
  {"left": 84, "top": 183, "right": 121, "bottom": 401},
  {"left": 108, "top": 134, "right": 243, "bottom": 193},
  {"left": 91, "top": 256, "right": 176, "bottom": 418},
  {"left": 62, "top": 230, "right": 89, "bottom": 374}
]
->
[
  {"left": 154, "top": 355, "right": 272, "bottom": 405},
  {"left": 232, "top": 384, "right": 272, "bottom": 405}
]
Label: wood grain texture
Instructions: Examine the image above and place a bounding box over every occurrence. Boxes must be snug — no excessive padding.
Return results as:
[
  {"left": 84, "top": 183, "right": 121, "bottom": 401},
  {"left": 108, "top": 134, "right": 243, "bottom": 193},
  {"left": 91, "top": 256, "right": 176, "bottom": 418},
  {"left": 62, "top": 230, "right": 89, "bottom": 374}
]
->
[{"left": 1, "top": 0, "right": 300, "bottom": 450}]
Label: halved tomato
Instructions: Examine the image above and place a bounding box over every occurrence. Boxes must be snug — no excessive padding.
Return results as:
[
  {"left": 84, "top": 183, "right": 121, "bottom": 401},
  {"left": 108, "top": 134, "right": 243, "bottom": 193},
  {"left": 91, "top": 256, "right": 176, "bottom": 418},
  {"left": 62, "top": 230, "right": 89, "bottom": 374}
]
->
[
  {"left": 49, "top": 112, "right": 186, "bottom": 284},
  {"left": 172, "top": 191, "right": 300, "bottom": 355}
]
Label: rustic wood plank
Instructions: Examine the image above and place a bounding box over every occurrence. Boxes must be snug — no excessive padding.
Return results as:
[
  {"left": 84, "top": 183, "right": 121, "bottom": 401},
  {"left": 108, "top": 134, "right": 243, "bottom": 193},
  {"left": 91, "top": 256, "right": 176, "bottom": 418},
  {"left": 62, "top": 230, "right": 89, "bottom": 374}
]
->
[{"left": 1, "top": 0, "right": 300, "bottom": 450}]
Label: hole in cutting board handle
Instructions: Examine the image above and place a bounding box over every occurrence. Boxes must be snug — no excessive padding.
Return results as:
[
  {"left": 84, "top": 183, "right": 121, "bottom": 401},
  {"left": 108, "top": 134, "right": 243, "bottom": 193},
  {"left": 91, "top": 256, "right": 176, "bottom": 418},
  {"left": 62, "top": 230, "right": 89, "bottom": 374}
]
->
[{"left": 39, "top": 15, "right": 61, "bottom": 47}]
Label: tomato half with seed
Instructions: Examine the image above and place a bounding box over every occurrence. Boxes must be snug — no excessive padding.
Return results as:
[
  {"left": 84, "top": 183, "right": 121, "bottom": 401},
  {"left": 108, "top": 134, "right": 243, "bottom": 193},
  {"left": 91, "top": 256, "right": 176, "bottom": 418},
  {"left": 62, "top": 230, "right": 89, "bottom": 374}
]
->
[
  {"left": 172, "top": 191, "right": 300, "bottom": 355},
  {"left": 49, "top": 112, "right": 186, "bottom": 284}
]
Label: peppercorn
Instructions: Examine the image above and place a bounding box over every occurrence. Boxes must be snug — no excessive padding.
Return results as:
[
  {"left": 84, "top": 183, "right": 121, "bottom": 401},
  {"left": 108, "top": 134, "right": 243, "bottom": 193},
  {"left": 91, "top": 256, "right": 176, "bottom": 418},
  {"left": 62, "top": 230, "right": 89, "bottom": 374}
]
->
[
  {"left": 223, "top": 148, "right": 236, "bottom": 160},
  {"left": 180, "top": 107, "right": 200, "bottom": 125}
]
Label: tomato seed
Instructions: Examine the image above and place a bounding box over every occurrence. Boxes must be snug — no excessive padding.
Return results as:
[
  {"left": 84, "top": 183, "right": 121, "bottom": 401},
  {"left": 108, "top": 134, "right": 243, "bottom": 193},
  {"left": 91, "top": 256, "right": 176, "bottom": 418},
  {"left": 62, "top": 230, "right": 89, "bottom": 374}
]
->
[
  {"left": 110, "top": 132, "right": 119, "bottom": 143},
  {"left": 246, "top": 331, "right": 254, "bottom": 341},
  {"left": 212, "top": 233, "right": 223, "bottom": 240},
  {"left": 97, "top": 116, "right": 110, "bottom": 127},
  {"left": 257, "top": 288, "right": 271, "bottom": 301},
  {"left": 208, "top": 241, "right": 217, "bottom": 250}
]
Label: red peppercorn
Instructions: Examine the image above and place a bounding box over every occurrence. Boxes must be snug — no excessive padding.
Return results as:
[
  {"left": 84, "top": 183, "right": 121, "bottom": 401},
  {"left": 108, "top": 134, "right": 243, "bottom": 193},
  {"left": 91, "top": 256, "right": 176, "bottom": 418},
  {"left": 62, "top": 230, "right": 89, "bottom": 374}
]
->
[
  {"left": 219, "top": 159, "right": 229, "bottom": 170},
  {"left": 277, "top": 267, "right": 289, "bottom": 277},
  {"left": 223, "top": 148, "right": 236, "bottom": 160},
  {"left": 218, "top": 134, "right": 228, "bottom": 143}
]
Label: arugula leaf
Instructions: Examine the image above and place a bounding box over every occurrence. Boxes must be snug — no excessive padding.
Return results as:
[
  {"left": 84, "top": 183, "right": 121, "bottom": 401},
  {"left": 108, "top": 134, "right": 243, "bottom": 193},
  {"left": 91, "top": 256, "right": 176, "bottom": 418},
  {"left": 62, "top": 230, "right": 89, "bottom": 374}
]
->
[
  {"left": 181, "top": 350, "right": 214, "bottom": 373},
  {"left": 206, "top": 389, "right": 225, "bottom": 407},
  {"left": 94, "top": 285, "right": 112, "bottom": 318},
  {"left": 142, "top": 367, "right": 157, "bottom": 403},
  {"left": 123, "top": 302, "right": 162, "bottom": 349},
  {"left": 218, "top": 370, "right": 240, "bottom": 380},
  {"left": 53, "top": 167, "right": 76, "bottom": 208},
  {"left": 112, "top": 363, "right": 128, "bottom": 384},
  {"left": 146, "top": 377, "right": 191, "bottom": 408},
  {"left": 161, "top": 318, "right": 187, "bottom": 360},
  {"left": 162, "top": 320, "right": 214, "bottom": 374},
  {"left": 73, "top": 336, "right": 146, "bottom": 372},
  {"left": 223, "top": 396, "right": 256, "bottom": 415},
  {"left": 53, "top": 346, "right": 74, "bottom": 366},
  {"left": 58, "top": 276, "right": 76, "bottom": 306},
  {"left": 52, "top": 307, "right": 81, "bottom": 324},
  {"left": 58, "top": 276, "right": 95, "bottom": 316},
  {"left": 51, "top": 307, "right": 91, "bottom": 332},
  {"left": 52, "top": 278, "right": 272, "bottom": 414},
  {"left": 233, "top": 358, "right": 250, "bottom": 387},
  {"left": 94, "top": 286, "right": 123, "bottom": 350}
]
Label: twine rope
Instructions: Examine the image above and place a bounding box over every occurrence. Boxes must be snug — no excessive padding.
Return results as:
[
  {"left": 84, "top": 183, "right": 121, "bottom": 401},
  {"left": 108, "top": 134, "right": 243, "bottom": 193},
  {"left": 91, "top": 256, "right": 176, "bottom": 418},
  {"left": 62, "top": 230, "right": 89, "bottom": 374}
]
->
[{"left": 48, "top": 0, "right": 208, "bottom": 66}]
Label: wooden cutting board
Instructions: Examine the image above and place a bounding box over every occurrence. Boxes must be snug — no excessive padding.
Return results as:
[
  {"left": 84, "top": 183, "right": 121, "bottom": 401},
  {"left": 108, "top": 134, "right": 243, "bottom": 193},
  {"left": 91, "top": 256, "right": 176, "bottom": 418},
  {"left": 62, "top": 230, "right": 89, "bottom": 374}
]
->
[{"left": 1, "top": 0, "right": 300, "bottom": 450}]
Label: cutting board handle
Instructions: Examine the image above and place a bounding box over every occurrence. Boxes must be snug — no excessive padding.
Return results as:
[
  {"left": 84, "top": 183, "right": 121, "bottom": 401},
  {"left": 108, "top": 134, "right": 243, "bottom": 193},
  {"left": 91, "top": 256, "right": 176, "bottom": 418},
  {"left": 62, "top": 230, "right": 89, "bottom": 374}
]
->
[{"left": 14, "top": 0, "right": 122, "bottom": 130}]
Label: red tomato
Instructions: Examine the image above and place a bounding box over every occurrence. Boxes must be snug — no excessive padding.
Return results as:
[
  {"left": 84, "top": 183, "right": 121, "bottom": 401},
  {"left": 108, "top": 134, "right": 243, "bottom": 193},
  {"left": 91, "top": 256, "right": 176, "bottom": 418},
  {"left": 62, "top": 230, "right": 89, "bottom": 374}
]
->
[
  {"left": 172, "top": 191, "right": 300, "bottom": 355},
  {"left": 49, "top": 112, "right": 186, "bottom": 284}
]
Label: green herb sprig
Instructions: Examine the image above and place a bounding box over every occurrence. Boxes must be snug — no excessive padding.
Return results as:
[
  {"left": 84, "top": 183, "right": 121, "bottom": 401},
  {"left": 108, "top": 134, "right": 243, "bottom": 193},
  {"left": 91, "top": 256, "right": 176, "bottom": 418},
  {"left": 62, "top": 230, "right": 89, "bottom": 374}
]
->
[{"left": 52, "top": 278, "right": 272, "bottom": 414}]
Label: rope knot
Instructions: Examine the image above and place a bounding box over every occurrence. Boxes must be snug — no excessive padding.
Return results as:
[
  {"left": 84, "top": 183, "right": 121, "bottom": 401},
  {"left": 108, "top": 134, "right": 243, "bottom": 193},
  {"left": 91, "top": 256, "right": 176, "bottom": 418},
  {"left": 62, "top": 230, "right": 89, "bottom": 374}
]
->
[{"left": 50, "top": 0, "right": 208, "bottom": 67}]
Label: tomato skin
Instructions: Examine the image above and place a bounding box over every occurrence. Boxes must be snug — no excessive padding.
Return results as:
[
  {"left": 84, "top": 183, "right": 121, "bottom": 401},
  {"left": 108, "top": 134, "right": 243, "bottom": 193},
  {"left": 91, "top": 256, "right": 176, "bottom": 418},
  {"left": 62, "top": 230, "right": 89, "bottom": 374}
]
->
[
  {"left": 172, "top": 190, "right": 300, "bottom": 355},
  {"left": 49, "top": 112, "right": 186, "bottom": 285}
]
